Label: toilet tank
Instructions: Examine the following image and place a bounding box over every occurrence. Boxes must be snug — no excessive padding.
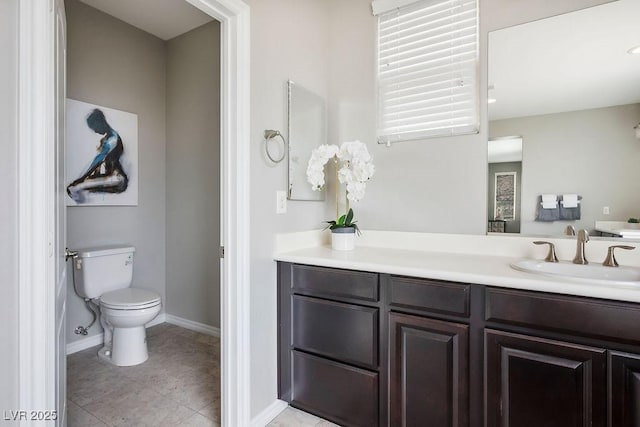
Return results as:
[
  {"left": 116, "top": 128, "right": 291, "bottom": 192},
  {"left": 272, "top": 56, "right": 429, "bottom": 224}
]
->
[{"left": 73, "top": 245, "right": 135, "bottom": 299}]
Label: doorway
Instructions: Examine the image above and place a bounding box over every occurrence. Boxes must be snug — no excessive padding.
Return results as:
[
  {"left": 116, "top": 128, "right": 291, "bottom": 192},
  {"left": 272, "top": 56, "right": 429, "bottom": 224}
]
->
[
  {"left": 16, "top": 0, "right": 250, "bottom": 425},
  {"left": 487, "top": 136, "right": 523, "bottom": 234},
  {"left": 64, "top": 0, "right": 221, "bottom": 423}
]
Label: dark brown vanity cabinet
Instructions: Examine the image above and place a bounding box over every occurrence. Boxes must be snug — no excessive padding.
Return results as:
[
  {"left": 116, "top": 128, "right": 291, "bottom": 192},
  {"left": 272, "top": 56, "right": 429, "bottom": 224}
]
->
[
  {"left": 278, "top": 264, "right": 381, "bottom": 427},
  {"left": 279, "top": 263, "right": 472, "bottom": 427},
  {"left": 609, "top": 351, "right": 640, "bottom": 427},
  {"left": 485, "top": 329, "right": 606, "bottom": 427},
  {"left": 389, "top": 312, "right": 469, "bottom": 427},
  {"left": 278, "top": 262, "right": 640, "bottom": 427},
  {"left": 387, "top": 275, "right": 471, "bottom": 427},
  {"left": 484, "top": 287, "right": 640, "bottom": 427}
]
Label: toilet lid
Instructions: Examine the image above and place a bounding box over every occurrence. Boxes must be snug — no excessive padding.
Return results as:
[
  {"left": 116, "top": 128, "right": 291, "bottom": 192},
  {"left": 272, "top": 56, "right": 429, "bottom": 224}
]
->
[{"left": 100, "top": 288, "right": 161, "bottom": 310}]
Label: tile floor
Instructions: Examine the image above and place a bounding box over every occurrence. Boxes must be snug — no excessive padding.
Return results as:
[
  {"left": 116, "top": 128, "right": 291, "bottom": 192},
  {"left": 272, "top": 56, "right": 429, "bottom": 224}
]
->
[
  {"left": 67, "top": 323, "right": 334, "bottom": 427},
  {"left": 267, "top": 407, "right": 339, "bottom": 427},
  {"left": 67, "top": 323, "right": 221, "bottom": 426}
]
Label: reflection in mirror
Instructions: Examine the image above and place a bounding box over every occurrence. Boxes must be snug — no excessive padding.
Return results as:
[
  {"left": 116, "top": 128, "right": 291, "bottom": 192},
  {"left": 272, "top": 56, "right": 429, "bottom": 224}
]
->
[
  {"left": 488, "top": 0, "right": 640, "bottom": 238},
  {"left": 488, "top": 137, "right": 522, "bottom": 234},
  {"left": 287, "top": 80, "right": 327, "bottom": 201}
]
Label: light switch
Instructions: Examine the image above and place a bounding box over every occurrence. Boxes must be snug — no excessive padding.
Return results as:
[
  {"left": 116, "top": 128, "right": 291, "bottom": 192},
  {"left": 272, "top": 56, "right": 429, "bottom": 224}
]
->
[
  {"left": 276, "top": 191, "right": 287, "bottom": 214},
  {"left": 603, "top": 206, "right": 610, "bottom": 215}
]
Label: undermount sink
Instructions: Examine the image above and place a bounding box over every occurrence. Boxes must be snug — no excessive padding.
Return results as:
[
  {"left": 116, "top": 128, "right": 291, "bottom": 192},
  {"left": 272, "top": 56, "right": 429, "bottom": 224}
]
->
[{"left": 510, "top": 259, "right": 640, "bottom": 285}]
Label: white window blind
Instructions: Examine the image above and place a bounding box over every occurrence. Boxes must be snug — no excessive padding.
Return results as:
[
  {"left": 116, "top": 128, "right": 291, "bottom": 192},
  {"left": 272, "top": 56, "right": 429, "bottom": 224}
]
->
[{"left": 375, "top": 0, "right": 479, "bottom": 144}]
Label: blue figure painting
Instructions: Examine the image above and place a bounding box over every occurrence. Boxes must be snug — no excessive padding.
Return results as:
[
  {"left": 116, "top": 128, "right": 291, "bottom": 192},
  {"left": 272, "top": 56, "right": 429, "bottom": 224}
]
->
[{"left": 67, "top": 108, "right": 130, "bottom": 203}]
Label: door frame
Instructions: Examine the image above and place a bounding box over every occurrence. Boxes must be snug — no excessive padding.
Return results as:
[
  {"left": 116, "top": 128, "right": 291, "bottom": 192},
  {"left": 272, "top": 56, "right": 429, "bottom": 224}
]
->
[{"left": 17, "top": 0, "right": 252, "bottom": 425}]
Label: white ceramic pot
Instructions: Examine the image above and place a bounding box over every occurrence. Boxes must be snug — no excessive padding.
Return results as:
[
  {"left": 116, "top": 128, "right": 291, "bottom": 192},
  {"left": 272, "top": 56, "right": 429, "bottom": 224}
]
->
[{"left": 331, "top": 228, "right": 356, "bottom": 251}]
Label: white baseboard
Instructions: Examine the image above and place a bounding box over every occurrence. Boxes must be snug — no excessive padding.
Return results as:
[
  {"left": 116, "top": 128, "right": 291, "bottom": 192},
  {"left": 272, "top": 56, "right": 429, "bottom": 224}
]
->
[
  {"left": 66, "top": 313, "right": 166, "bottom": 355},
  {"left": 147, "top": 312, "right": 166, "bottom": 328},
  {"left": 165, "top": 314, "right": 220, "bottom": 337},
  {"left": 250, "top": 399, "right": 288, "bottom": 427},
  {"left": 65, "top": 313, "right": 219, "bottom": 355},
  {"left": 66, "top": 333, "right": 103, "bottom": 355}
]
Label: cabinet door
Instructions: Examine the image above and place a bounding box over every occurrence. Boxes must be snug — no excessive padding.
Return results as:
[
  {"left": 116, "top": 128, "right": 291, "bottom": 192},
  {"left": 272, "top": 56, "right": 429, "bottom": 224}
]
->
[
  {"left": 609, "top": 351, "right": 640, "bottom": 427},
  {"left": 485, "top": 329, "right": 606, "bottom": 427},
  {"left": 389, "top": 312, "right": 469, "bottom": 427}
]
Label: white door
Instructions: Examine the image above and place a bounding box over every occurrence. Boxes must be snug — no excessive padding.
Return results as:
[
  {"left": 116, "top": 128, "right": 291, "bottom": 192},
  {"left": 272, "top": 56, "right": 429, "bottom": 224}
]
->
[{"left": 54, "top": 0, "right": 67, "bottom": 424}]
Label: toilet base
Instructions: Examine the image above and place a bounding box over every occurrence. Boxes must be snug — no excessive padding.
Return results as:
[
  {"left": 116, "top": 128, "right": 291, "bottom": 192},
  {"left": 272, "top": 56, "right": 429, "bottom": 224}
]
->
[
  {"left": 98, "top": 325, "right": 149, "bottom": 366},
  {"left": 97, "top": 346, "right": 113, "bottom": 364}
]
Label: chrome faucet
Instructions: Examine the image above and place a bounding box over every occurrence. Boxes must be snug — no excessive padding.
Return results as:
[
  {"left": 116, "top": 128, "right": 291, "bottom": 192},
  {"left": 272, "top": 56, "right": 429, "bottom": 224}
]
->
[
  {"left": 565, "top": 225, "right": 576, "bottom": 236},
  {"left": 572, "top": 229, "right": 589, "bottom": 264}
]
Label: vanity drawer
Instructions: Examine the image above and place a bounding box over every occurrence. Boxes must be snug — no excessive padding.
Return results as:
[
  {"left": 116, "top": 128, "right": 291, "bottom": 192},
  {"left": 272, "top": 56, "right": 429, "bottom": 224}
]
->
[
  {"left": 292, "top": 295, "right": 378, "bottom": 368},
  {"left": 389, "top": 276, "right": 470, "bottom": 317},
  {"left": 485, "top": 287, "right": 640, "bottom": 344},
  {"left": 292, "top": 264, "right": 379, "bottom": 302},
  {"left": 292, "top": 350, "right": 379, "bottom": 427}
]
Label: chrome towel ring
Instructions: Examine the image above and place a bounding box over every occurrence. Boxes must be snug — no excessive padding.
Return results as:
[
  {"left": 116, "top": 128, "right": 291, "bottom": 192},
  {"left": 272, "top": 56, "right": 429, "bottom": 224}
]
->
[{"left": 264, "top": 129, "right": 286, "bottom": 163}]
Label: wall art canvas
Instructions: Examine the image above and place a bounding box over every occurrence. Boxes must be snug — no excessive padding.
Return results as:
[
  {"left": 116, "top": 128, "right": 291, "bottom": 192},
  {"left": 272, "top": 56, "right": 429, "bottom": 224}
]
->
[
  {"left": 66, "top": 99, "right": 138, "bottom": 206},
  {"left": 494, "top": 172, "right": 516, "bottom": 220}
]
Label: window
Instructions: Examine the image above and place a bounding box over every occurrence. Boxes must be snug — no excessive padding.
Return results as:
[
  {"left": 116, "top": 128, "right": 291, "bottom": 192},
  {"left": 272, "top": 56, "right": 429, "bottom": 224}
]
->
[{"left": 373, "top": 0, "right": 479, "bottom": 144}]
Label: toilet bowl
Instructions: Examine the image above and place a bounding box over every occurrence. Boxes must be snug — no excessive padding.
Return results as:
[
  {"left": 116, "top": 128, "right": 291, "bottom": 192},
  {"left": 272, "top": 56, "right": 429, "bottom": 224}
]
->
[
  {"left": 98, "top": 288, "right": 162, "bottom": 366},
  {"left": 72, "top": 245, "right": 162, "bottom": 367}
]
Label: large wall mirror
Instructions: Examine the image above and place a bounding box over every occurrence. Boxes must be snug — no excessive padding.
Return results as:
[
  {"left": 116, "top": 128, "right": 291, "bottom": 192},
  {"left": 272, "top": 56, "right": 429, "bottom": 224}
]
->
[
  {"left": 287, "top": 80, "right": 327, "bottom": 201},
  {"left": 488, "top": 0, "right": 640, "bottom": 238}
]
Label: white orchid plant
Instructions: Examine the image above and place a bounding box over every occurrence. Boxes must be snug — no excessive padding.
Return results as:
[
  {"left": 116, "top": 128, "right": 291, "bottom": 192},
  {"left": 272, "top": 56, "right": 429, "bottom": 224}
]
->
[{"left": 306, "top": 140, "right": 375, "bottom": 233}]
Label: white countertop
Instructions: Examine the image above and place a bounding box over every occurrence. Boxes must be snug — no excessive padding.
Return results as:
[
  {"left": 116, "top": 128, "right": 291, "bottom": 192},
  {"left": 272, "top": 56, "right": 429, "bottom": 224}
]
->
[
  {"left": 595, "top": 227, "right": 640, "bottom": 238},
  {"left": 274, "top": 244, "right": 640, "bottom": 303},
  {"left": 594, "top": 220, "right": 640, "bottom": 238}
]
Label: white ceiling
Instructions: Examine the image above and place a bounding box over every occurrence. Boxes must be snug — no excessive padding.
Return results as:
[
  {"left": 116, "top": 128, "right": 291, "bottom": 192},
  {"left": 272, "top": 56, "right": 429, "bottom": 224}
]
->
[
  {"left": 488, "top": 137, "right": 523, "bottom": 164},
  {"left": 80, "top": 0, "right": 214, "bottom": 41},
  {"left": 488, "top": 0, "right": 640, "bottom": 121}
]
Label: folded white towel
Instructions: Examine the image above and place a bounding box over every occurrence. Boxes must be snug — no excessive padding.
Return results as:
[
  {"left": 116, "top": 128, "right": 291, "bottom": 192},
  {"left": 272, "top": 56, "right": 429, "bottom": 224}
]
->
[
  {"left": 541, "top": 201, "right": 558, "bottom": 209},
  {"left": 541, "top": 194, "right": 557, "bottom": 203},
  {"left": 562, "top": 194, "right": 579, "bottom": 208}
]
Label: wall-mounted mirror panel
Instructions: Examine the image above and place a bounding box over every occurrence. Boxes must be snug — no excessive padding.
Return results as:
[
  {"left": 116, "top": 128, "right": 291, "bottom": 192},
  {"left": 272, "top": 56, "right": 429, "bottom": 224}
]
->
[
  {"left": 488, "top": 0, "right": 640, "bottom": 238},
  {"left": 287, "top": 80, "right": 327, "bottom": 201}
]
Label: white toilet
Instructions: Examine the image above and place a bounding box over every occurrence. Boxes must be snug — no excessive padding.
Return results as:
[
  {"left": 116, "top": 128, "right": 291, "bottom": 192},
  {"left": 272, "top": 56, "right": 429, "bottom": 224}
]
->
[{"left": 73, "top": 245, "right": 162, "bottom": 366}]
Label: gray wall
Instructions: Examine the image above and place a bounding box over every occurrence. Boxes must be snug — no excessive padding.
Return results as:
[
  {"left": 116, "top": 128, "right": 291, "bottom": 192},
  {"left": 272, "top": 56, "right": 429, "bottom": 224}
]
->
[
  {"left": 0, "top": 0, "right": 19, "bottom": 418},
  {"left": 166, "top": 22, "right": 221, "bottom": 328},
  {"left": 66, "top": 0, "right": 167, "bottom": 343},
  {"left": 488, "top": 161, "right": 522, "bottom": 233},
  {"left": 321, "top": 0, "right": 614, "bottom": 236},
  {"left": 491, "top": 104, "right": 640, "bottom": 235},
  {"left": 245, "top": 0, "right": 333, "bottom": 416},
  {"left": 327, "top": 0, "right": 487, "bottom": 234}
]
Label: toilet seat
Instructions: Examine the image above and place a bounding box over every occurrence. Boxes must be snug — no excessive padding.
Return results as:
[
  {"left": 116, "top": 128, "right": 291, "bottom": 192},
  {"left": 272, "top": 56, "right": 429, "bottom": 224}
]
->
[{"left": 100, "top": 288, "right": 161, "bottom": 310}]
